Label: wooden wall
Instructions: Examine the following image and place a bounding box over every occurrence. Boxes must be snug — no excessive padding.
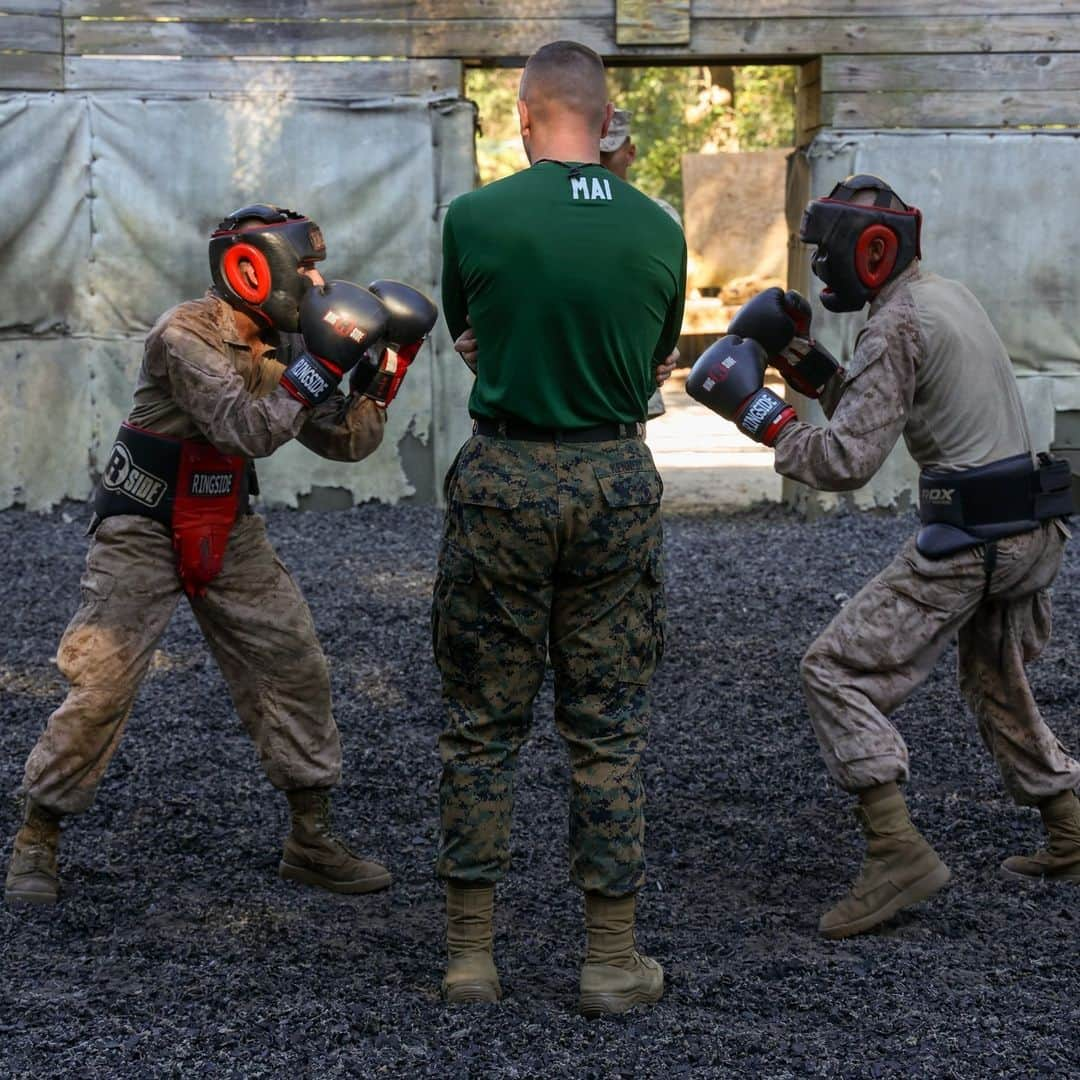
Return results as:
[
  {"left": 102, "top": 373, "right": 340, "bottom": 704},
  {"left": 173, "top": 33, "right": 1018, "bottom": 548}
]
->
[{"left": 3, "top": 2, "right": 1079, "bottom": 134}]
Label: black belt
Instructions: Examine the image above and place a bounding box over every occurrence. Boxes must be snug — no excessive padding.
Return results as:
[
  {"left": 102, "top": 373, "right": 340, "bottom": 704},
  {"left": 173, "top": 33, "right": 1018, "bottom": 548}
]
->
[{"left": 473, "top": 418, "right": 642, "bottom": 442}]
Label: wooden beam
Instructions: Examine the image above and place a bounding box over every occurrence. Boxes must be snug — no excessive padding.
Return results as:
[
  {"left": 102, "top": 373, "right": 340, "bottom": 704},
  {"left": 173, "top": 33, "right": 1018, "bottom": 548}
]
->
[
  {"left": 62, "top": 1, "right": 612, "bottom": 16},
  {"left": 0, "top": 48, "right": 61, "bottom": 86},
  {"left": 2, "top": 2, "right": 61, "bottom": 14},
  {"left": 616, "top": 0, "right": 689, "bottom": 46},
  {"left": 692, "top": 0, "right": 1072, "bottom": 14},
  {"left": 64, "top": 55, "right": 462, "bottom": 93},
  {"left": 823, "top": 88, "right": 1080, "bottom": 127},
  {"left": 822, "top": 51, "right": 1080, "bottom": 92},
  {"left": 0, "top": 12, "right": 61, "bottom": 51},
  {"left": 64, "top": 14, "right": 1080, "bottom": 62}
]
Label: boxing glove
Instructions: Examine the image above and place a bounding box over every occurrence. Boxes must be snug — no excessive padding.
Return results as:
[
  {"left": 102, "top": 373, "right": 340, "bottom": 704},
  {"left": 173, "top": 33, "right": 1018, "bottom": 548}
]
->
[
  {"left": 281, "top": 281, "right": 390, "bottom": 407},
  {"left": 350, "top": 280, "right": 438, "bottom": 407},
  {"left": 685, "top": 335, "right": 796, "bottom": 446},
  {"left": 728, "top": 287, "right": 840, "bottom": 399}
]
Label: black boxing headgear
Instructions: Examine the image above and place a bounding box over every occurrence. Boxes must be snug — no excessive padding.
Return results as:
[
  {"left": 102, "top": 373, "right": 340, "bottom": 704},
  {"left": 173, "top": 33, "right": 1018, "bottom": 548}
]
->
[
  {"left": 799, "top": 175, "right": 922, "bottom": 313},
  {"left": 208, "top": 204, "right": 326, "bottom": 332}
]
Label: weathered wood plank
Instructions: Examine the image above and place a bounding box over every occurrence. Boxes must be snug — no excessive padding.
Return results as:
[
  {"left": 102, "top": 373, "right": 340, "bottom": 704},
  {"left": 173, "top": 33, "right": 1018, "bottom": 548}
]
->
[
  {"left": 796, "top": 76, "right": 822, "bottom": 142},
  {"left": 0, "top": 48, "right": 61, "bottom": 87},
  {"left": 0, "top": 12, "right": 60, "bottom": 51},
  {"left": 823, "top": 88, "right": 1080, "bottom": 127},
  {"left": 64, "top": 55, "right": 462, "bottom": 93},
  {"left": 65, "top": 16, "right": 617, "bottom": 58},
  {"left": 616, "top": 0, "right": 689, "bottom": 46},
  {"left": 693, "top": 0, "right": 1071, "bottom": 14},
  {"left": 62, "top": 1, "right": 612, "bottom": 17},
  {"left": 65, "top": 15, "right": 1080, "bottom": 61},
  {"left": 823, "top": 51, "right": 1080, "bottom": 92},
  {"left": 58, "top": 0, "right": 1074, "bottom": 16},
  {"left": 798, "top": 57, "right": 820, "bottom": 88},
  {"left": 688, "top": 15, "right": 1080, "bottom": 58},
  {"left": 1, "top": 2, "right": 61, "bottom": 14}
]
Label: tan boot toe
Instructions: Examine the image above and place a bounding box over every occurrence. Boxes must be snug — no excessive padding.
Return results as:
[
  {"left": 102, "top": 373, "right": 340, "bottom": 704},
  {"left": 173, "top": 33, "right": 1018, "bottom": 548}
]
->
[
  {"left": 442, "top": 951, "right": 502, "bottom": 1005},
  {"left": 579, "top": 952, "right": 663, "bottom": 1017}
]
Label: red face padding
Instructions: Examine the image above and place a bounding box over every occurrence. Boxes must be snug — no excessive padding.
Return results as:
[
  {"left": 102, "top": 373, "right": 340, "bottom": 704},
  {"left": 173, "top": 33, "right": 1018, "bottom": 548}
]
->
[
  {"left": 222, "top": 244, "right": 272, "bottom": 306},
  {"left": 855, "top": 224, "right": 898, "bottom": 290}
]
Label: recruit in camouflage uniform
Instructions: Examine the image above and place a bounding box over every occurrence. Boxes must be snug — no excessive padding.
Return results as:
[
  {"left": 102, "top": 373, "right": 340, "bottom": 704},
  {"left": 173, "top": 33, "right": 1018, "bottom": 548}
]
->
[
  {"left": 433, "top": 41, "right": 686, "bottom": 1016},
  {"left": 701, "top": 174, "right": 1080, "bottom": 939},
  {"left": 5, "top": 205, "right": 408, "bottom": 907}
]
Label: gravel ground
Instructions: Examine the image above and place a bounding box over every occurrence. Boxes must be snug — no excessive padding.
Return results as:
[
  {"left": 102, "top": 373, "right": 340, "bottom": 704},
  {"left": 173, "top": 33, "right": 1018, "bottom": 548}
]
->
[{"left": 1, "top": 501, "right": 1078, "bottom": 1078}]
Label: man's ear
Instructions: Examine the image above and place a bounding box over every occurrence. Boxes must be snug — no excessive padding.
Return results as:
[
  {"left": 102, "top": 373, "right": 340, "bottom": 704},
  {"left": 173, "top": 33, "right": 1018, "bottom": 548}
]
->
[
  {"left": 237, "top": 258, "right": 260, "bottom": 288},
  {"left": 626, "top": 141, "right": 638, "bottom": 167},
  {"left": 517, "top": 98, "right": 530, "bottom": 139},
  {"left": 868, "top": 234, "right": 889, "bottom": 272},
  {"left": 599, "top": 101, "right": 614, "bottom": 139}
]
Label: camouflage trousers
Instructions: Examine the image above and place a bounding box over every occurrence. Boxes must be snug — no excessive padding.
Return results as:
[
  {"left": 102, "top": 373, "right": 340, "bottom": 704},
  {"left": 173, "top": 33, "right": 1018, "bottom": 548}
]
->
[
  {"left": 22, "top": 514, "right": 340, "bottom": 816},
  {"left": 802, "top": 520, "right": 1080, "bottom": 805},
  {"left": 433, "top": 433, "right": 665, "bottom": 897}
]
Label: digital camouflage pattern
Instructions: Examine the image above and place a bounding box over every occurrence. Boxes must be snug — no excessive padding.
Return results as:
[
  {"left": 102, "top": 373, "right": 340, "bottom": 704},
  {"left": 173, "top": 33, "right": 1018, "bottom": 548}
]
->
[
  {"left": 23, "top": 515, "right": 341, "bottom": 815},
  {"left": 773, "top": 262, "right": 1079, "bottom": 805},
  {"left": 131, "top": 293, "right": 385, "bottom": 460},
  {"left": 19, "top": 295, "right": 384, "bottom": 817},
  {"left": 773, "top": 264, "right": 1032, "bottom": 488},
  {"left": 801, "top": 518, "right": 1080, "bottom": 804},
  {"left": 434, "top": 433, "right": 665, "bottom": 897}
]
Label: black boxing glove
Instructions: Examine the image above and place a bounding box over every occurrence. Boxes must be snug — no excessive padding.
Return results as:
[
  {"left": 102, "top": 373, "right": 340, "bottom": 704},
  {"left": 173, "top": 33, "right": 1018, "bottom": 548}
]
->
[
  {"left": 774, "top": 291, "right": 842, "bottom": 399},
  {"left": 685, "top": 335, "right": 796, "bottom": 446},
  {"left": 350, "top": 279, "right": 438, "bottom": 406},
  {"left": 728, "top": 288, "right": 840, "bottom": 399},
  {"left": 281, "top": 281, "right": 390, "bottom": 407}
]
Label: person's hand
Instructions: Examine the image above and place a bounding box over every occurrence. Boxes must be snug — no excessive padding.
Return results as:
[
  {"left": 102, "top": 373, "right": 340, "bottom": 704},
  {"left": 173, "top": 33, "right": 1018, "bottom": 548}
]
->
[
  {"left": 655, "top": 348, "right": 679, "bottom": 388},
  {"left": 454, "top": 319, "right": 478, "bottom": 374}
]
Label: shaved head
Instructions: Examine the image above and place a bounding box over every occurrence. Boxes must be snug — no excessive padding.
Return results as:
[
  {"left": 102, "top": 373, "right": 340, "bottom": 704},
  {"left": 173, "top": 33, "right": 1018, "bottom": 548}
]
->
[
  {"left": 850, "top": 187, "right": 906, "bottom": 211},
  {"left": 519, "top": 40, "right": 608, "bottom": 129}
]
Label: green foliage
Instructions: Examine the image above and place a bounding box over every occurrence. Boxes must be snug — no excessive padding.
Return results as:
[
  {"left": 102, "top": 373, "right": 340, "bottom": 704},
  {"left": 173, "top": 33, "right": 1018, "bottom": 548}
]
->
[{"left": 465, "top": 64, "right": 796, "bottom": 214}]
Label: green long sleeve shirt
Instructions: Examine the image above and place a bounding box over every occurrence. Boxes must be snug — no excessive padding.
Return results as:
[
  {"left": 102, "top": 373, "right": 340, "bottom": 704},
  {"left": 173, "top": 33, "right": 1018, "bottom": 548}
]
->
[{"left": 441, "top": 160, "right": 687, "bottom": 429}]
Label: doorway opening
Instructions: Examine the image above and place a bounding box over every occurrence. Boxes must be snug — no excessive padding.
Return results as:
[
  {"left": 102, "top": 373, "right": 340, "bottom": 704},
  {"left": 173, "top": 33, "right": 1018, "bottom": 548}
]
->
[{"left": 465, "top": 63, "right": 799, "bottom": 512}]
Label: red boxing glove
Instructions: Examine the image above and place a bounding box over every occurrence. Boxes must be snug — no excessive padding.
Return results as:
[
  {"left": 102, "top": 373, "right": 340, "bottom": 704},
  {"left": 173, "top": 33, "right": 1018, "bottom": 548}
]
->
[{"left": 362, "top": 339, "right": 424, "bottom": 408}]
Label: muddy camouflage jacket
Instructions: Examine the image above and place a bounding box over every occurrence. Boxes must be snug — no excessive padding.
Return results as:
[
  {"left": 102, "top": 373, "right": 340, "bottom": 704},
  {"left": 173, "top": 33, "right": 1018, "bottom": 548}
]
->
[{"left": 128, "top": 293, "right": 385, "bottom": 462}]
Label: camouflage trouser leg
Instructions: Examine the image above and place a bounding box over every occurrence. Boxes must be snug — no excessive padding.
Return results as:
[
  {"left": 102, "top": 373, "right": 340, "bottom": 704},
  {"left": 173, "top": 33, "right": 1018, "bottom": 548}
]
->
[
  {"left": 957, "top": 525, "right": 1080, "bottom": 805},
  {"left": 23, "top": 514, "right": 339, "bottom": 816},
  {"left": 434, "top": 434, "right": 664, "bottom": 894},
  {"left": 801, "top": 521, "right": 1080, "bottom": 803},
  {"left": 189, "top": 515, "right": 340, "bottom": 792},
  {"left": 23, "top": 517, "right": 183, "bottom": 815}
]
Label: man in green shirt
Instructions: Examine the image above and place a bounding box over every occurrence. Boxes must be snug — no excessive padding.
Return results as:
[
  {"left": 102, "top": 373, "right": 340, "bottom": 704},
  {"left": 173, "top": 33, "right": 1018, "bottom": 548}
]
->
[{"left": 434, "top": 40, "right": 686, "bottom": 1017}]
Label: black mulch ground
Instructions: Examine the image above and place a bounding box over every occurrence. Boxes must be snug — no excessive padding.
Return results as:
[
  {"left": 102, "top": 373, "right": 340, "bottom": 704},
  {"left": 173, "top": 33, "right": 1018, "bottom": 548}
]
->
[{"left": 1, "top": 502, "right": 1078, "bottom": 1078}]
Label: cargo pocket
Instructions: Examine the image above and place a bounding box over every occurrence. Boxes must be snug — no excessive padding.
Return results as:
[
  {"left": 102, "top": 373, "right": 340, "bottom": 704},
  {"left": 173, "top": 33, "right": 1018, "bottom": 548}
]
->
[
  {"left": 432, "top": 545, "right": 479, "bottom": 685},
  {"left": 595, "top": 466, "right": 662, "bottom": 509},
  {"left": 620, "top": 548, "right": 666, "bottom": 684}
]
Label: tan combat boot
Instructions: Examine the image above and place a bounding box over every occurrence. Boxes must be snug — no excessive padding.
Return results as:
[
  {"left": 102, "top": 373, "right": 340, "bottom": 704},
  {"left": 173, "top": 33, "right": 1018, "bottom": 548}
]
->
[
  {"left": 278, "top": 789, "right": 391, "bottom": 894},
  {"left": 5, "top": 800, "right": 62, "bottom": 906},
  {"left": 819, "top": 783, "right": 951, "bottom": 940},
  {"left": 442, "top": 882, "right": 501, "bottom": 1004},
  {"left": 578, "top": 892, "right": 663, "bottom": 1018},
  {"left": 1001, "top": 790, "right": 1080, "bottom": 883}
]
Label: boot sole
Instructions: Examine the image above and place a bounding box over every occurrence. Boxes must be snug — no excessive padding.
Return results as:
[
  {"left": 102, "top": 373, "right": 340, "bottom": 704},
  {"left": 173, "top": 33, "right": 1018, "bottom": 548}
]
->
[
  {"left": 1000, "top": 865, "right": 1080, "bottom": 885},
  {"left": 442, "top": 982, "right": 502, "bottom": 1005},
  {"left": 5, "top": 886, "right": 58, "bottom": 906},
  {"left": 278, "top": 861, "right": 391, "bottom": 894},
  {"left": 820, "top": 862, "right": 951, "bottom": 940},
  {"left": 578, "top": 983, "right": 664, "bottom": 1019}
]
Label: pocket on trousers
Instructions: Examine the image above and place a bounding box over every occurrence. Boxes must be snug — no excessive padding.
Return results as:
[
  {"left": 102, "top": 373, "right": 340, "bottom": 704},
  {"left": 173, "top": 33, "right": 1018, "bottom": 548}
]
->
[
  {"left": 620, "top": 549, "right": 666, "bottom": 684},
  {"left": 432, "top": 546, "right": 479, "bottom": 683},
  {"left": 595, "top": 467, "right": 662, "bottom": 509},
  {"left": 454, "top": 469, "right": 524, "bottom": 510}
]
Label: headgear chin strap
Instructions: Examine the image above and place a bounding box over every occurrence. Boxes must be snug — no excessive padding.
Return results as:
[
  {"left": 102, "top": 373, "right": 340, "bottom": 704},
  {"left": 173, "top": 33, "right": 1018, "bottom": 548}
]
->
[
  {"left": 799, "top": 174, "right": 922, "bottom": 313},
  {"left": 209, "top": 204, "right": 326, "bottom": 332}
]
